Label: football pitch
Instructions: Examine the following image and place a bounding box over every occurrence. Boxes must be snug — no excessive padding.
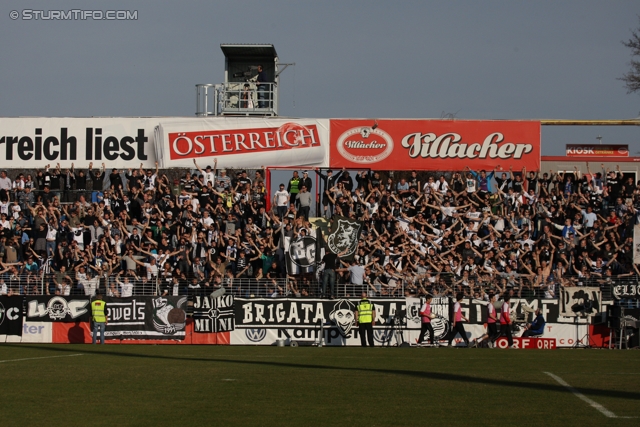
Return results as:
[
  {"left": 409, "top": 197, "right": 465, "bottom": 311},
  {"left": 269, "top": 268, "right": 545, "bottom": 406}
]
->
[{"left": 1, "top": 345, "right": 639, "bottom": 426}]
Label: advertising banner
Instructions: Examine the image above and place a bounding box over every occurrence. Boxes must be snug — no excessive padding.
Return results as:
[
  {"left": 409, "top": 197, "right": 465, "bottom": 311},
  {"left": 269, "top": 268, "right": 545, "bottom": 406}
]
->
[
  {"left": 20, "top": 321, "right": 52, "bottom": 343},
  {"left": 566, "top": 144, "right": 629, "bottom": 157},
  {"left": 0, "top": 117, "right": 184, "bottom": 168},
  {"left": 155, "top": 118, "right": 329, "bottom": 169},
  {"left": 26, "top": 296, "right": 91, "bottom": 322},
  {"left": 494, "top": 337, "right": 557, "bottom": 349},
  {"left": 104, "top": 296, "right": 187, "bottom": 340},
  {"left": 329, "top": 119, "right": 540, "bottom": 171},
  {"left": 0, "top": 296, "right": 23, "bottom": 341}
]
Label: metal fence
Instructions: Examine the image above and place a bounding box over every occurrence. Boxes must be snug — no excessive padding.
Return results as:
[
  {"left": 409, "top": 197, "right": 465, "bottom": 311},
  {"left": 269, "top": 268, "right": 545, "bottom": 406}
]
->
[{"left": 2, "top": 271, "right": 634, "bottom": 307}]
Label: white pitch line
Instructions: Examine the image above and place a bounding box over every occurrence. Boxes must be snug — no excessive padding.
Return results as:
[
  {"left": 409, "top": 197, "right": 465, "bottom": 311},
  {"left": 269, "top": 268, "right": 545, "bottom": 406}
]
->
[
  {"left": 0, "top": 354, "right": 84, "bottom": 364},
  {"left": 544, "top": 371, "right": 632, "bottom": 419}
]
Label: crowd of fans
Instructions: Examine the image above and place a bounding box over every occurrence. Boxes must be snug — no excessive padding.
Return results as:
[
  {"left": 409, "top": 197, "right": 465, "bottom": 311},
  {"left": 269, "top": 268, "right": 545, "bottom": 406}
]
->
[{"left": 0, "top": 160, "right": 637, "bottom": 301}]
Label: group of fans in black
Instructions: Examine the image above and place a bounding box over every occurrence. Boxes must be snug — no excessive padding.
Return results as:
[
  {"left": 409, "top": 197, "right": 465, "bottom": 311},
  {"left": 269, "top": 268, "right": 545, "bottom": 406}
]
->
[{"left": 0, "top": 161, "right": 636, "bottom": 304}]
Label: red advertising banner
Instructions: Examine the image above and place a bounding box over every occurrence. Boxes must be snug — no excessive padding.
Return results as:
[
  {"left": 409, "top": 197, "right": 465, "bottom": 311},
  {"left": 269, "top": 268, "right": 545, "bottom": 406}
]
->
[
  {"left": 330, "top": 119, "right": 540, "bottom": 171},
  {"left": 494, "top": 337, "right": 556, "bottom": 349},
  {"left": 565, "top": 144, "right": 629, "bottom": 157}
]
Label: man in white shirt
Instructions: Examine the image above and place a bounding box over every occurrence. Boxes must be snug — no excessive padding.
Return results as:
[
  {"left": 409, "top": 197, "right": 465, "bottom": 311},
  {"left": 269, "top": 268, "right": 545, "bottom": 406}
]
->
[
  {"left": 0, "top": 171, "right": 12, "bottom": 197},
  {"left": 581, "top": 206, "right": 597, "bottom": 229},
  {"left": 193, "top": 159, "right": 216, "bottom": 186},
  {"left": 118, "top": 276, "right": 134, "bottom": 297},
  {"left": 273, "top": 184, "right": 290, "bottom": 219}
]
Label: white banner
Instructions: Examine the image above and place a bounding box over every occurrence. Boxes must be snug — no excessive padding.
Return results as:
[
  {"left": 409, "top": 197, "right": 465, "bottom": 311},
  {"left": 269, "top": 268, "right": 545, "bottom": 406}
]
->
[
  {"left": 19, "top": 321, "right": 52, "bottom": 343},
  {"left": 634, "top": 224, "right": 640, "bottom": 264},
  {"left": 559, "top": 287, "right": 602, "bottom": 318},
  {"left": 0, "top": 117, "right": 207, "bottom": 168},
  {"left": 154, "top": 117, "right": 329, "bottom": 169}
]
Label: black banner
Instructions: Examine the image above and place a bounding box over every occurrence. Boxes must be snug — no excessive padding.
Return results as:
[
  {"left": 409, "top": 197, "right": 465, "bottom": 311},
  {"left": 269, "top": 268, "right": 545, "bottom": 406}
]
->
[
  {"left": 105, "top": 296, "right": 187, "bottom": 340},
  {"left": 611, "top": 282, "right": 640, "bottom": 300},
  {"left": 26, "top": 296, "right": 91, "bottom": 322},
  {"left": 193, "top": 295, "right": 235, "bottom": 333},
  {"left": 0, "top": 296, "right": 23, "bottom": 338}
]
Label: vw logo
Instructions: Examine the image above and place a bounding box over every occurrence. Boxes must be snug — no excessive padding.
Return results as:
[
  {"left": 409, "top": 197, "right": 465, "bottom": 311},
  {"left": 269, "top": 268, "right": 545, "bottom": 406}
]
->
[
  {"left": 373, "top": 329, "right": 393, "bottom": 344},
  {"left": 245, "top": 328, "right": 266, "bottom": 342}
]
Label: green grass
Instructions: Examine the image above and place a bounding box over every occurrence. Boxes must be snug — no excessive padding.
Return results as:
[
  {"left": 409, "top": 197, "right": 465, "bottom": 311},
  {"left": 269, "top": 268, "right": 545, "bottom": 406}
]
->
[{"left": 1, "top": 345, "right": 639, "bottom": 426}]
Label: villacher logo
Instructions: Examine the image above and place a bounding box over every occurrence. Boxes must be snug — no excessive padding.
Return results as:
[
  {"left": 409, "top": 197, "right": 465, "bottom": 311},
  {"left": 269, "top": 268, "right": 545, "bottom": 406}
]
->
[
  {"left": 401, "top": 132, "right": 533, "bottom": 160},
  {"left": 336, "top": 126, "right": 394, "bottom": 164}
]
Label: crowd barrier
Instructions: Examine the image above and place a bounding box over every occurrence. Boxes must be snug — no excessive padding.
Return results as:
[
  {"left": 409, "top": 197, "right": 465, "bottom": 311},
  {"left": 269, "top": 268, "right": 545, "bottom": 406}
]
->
[
  {"left": 7, "top": 272, "right": 638, "bottom": 306},
  {"left": 0, "top": 290, "right": 627, "bottom": 348}
]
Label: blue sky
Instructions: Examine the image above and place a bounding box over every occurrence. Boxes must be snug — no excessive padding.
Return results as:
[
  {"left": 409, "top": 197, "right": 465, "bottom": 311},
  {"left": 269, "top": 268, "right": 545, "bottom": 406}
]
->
[{"left": 1, "top": 1, "right": 638, "bottom": 155}]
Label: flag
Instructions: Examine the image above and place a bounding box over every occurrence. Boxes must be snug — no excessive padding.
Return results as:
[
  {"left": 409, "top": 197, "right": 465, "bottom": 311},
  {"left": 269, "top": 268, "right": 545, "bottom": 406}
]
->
[
  {"left": 326, "top": 215, "right": 363, "bottom": 261},
  {"left": 283, "top": 227, "right": 317, "bottom": 275},
  {"left": 315, "top": 227, "right": 326, "bottom": 280}
]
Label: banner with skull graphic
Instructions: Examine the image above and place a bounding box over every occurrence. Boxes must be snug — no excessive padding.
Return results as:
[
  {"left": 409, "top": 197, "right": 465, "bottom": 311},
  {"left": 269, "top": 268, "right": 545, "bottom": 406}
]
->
[{"left": 26, "top": 296, "right": 91, "bottom": 322}]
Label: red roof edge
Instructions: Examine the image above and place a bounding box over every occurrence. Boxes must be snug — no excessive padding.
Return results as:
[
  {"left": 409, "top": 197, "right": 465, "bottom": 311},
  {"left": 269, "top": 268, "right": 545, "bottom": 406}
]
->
[{"left": 541, "top": 156, "right": 640, "bottom": 162}]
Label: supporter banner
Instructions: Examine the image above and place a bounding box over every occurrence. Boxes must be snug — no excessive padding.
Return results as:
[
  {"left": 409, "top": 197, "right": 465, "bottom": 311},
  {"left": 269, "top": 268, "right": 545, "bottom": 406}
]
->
[
  {"left": 0, "top": 296, "right": 23, "bottom": 340},
  {"left": 559, "top": 287, "right": 602, "bottom": 318},
  {"left": 193, "top": 295, "right": 235, "bottom": 333},
  {"left": 329, "top": 119, "right": 540, "bottom": 171},
  {"left": 155, "top": 118, "right": 329, "bottom": 169},
  {"left": 611, "top": 281, "right": 640, "bottom": 300},
  {"left": 566, "top": 144, "right": 629, "bottom": 157},
  {"left": 104, "top": 296, "right": 187, "bottom": 340},
  {"left": 326, "top": 215, "right": 363, "bottom": 261},
  {"left": 406, "top": 297, "right": 452, "bottom": 341},
  {"left": 26, "top": 296, "right": 91, "bottom": 322},
  {"left": 284, "top": 233, "right": 317, "bottom": 275},
  {"left": 634, "top": 225, "right": 640, "bottom": 264},
  {"left": 235, "top": 297, "right": 405, "bottom": 332},
  {"left": 0, "top": 117, "right": 185, "bottom": 168},
  {"left": 231, "top": 297, "right": 600, "bottom": 347}
]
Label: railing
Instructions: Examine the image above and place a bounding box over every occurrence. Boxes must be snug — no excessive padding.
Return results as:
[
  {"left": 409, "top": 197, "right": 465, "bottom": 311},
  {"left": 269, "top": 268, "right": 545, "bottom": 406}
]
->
[
  {"left": 0, "top": 273, "right": 44, "bottom": 296},
  {"left": 2, "top": 269, "right": 629, "bottom": 306},
  {"left": 196, "top": 82, "right": 276, "bottom": 116}
]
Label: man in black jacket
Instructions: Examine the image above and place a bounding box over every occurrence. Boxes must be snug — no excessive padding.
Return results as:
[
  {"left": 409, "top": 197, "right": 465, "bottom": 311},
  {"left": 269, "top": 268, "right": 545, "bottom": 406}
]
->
[{"left": 317, "top": 168, "right": 343, "bottom": 219}]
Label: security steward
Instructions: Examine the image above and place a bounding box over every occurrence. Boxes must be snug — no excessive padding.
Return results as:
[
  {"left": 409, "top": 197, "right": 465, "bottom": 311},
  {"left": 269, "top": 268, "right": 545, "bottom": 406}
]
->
[
  {"left": 91, "top": 293, "right": 108, "bottom": 345},
  {"left": 355, "top": 292, "right": 375, "bottom": 347}
]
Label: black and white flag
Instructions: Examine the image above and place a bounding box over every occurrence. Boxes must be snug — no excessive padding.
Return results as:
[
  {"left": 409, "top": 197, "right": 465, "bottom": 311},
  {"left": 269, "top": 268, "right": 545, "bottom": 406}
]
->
[
  {"left": 283, "top": 229, "right": 317, "bottom": 275},
  {"left": 193, "top": 295, "right": 235, "bottom": 333},
  {"left": 326, "top": 215, "right": 363, "bottom": 261}
]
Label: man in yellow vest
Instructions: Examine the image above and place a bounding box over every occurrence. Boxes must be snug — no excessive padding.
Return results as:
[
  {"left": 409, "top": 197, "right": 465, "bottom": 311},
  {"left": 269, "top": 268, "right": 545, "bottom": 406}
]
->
[
  {"left": 91, "top": 294, "right": 108, "bottom": 344},
  {"left": 355, "top": 292, "right": 375, "bottom": 347}
]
